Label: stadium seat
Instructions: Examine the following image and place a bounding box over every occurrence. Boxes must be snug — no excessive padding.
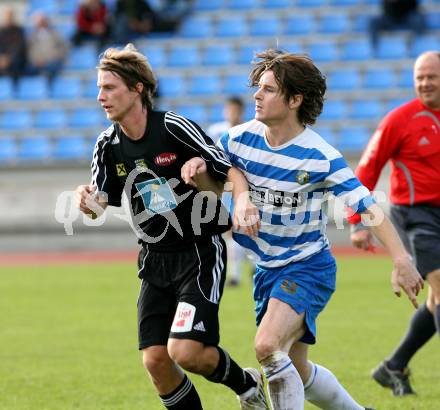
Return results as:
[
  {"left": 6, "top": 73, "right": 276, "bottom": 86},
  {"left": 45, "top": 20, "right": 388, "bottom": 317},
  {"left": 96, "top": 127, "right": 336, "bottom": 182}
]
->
[
  {"left": 227, "top": 0, "right": 255, "bottom": 9},
  {"left": 0, "top": 110, "right": 33, "bottom": 130},
  {"left": 17, "top": 136, "right": 51, "bottom": 160},
  {"left": 83, "top": 77, "right": 98, "bottom": 99},
  {"left": 249, "top": 15, "right": 282, "bottom": 37},
  {"left": 296, "top": 0, "right": 327, "bottom": 7},
  {"left": 312, "top": 127, "right": 337, "bottom": 146},
  {"left": 175, "top": 104, "right": 207, "bottom": 124},
  {"left": 188, "top": 74, "right": 221, "bottom": 96},
  {"left": 193, "top": 0, "right": 224, "bottom": 11},
  {"left": 308, "top": 40, "right": 339, "bottom": 62},
  {"left": 66, "top": 46, "right": 97, "bottom": 70},
  {"left": 341, "top": 38, "right": 373, "bottom": 61},
  {"left": 59, "top": 0, "right": 79, "bottom": 15},
  {"left": 51, "top": 76, "right": 82, "bottom": 99},
  {"left": 28, "top": 0, "right": 59, "bottom": 14},
  {"left": 208, "top": 103, "right": 225, "bottom": 123},
  {"left": 216, "top": 15, "right": 248, "bottom": 37},
  {"left": 285, "top": 14, "right": 316, "bottom": 35},
  {"left": 139, "top": 46, "right": 167, "bottom": 68},
  {"left": 350, "top": 99, "right": 383, "bottom": 119},
  {"left": 318, "top": 13, "right": 351, "bottom": 34},
  {"left": 282, "top": 41, "right": 305, "bottom": 54},
  {"left": 386, "top": 98, "right": 409, "bottom": 112},
  {"left": 0, "top": 137, "right": 17, "bottom": 162},
  {"left": 223, "top": 73, "right": 250, "bottom": 95},
  {"left": 320, "top": 100, "right": 347, "bottom": 120},
  {"left": 426, "top": 12, "right": 440, "bottom": 30},
  {"left": 410, "top": 35, "right": 440, "bottom": 58},
  {"left": 327, "top": 68, "right": 361, "bottom": 90},
  {"left": 328, "top": 0, "right": 360, "bottom": 5},
  {"left": 202, "top": 44, "right": 235, "bottom": 66},
  {"left": 0, "top": 77, "right": 14, "bottom": 100},
  {"left": 178, "top": 15, "right": 214, "bottom": 38},
  {"left": 34, "top": 109, "right": 67, "bottom": 129},
  {"left": 260, "top": 0, "right": 290, "bottom": 8},
  {"left": 398, "top": 68, "right": 413, "bottom": 89},
  {"left": 376, "top": 36, "right": 408, "bottom": 60},
  {"left": 237, "top": 43, "right": 268, "bottom": 65},
  {"left": 68, "top": 108, "right": 104, "bottom": 128},
  {"left": 54, "top": 20, "right": 75, "bottom": 40},
  {"left": 352, "top": 14, "right": 373, "bottom": 32},
  {"left": 363, "top": 67, "right": 396, "bottom": 89},
  {"left": 168, "top": 45, "right": 200, "bottom": 67},
  {"left": 337, "top": 127, "right": 371, "bottom": 153},
  {"left": 53, "top": 136, "right": 88, "bottom": 160},
  {"left": 157, "top": 74, "right": 186, "bottom": 97},
  {"left": 16, "top": 76, "right": 49, "bottom": 100}
]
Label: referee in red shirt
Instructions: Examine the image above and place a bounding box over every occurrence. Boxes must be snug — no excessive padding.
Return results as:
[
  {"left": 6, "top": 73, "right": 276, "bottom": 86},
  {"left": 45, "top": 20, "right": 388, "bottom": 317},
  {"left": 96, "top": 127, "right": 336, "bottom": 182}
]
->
[{"left": 349, "top": 51, "right": 440, "bottom": 396}]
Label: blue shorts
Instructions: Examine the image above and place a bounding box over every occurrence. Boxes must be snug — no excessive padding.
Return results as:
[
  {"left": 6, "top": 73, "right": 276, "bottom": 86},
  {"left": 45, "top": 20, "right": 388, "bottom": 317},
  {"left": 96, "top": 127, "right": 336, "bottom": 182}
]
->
[{"left": 253, "top": 249, "right": 336, "bottom": 345}]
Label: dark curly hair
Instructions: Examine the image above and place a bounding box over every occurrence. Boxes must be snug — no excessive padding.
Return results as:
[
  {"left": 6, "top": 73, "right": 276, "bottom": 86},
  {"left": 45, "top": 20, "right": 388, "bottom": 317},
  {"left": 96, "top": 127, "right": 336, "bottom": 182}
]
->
[{"left": 249, "top": 49, "right": 326, "bottom": 125}]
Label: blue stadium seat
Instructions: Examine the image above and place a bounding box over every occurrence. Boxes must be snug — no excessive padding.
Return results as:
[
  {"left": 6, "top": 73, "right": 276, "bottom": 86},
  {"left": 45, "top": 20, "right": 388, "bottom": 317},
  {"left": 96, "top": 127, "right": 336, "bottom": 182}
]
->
[
  {"left": 66, "top": 46, "right": 97, "bottom": 70},
  {"left": 53, "top": 136, "right": 88, "bottom": 160},
  {"left": 249, "top": 15, "right": 282, "bottom": 37},
  {"left": 320, "top": 100, "right": 347, "bottom": 120},
  {"left": 28, "top": 0, "right": 59, "bottom": 14},
  {"left": 83, "top": 77, "right": 98, "bottom": 99},
  {"left": 399, "top": 68, "right": 413, "bottom": 89},
  {"left": 318, "top": 13, "right": 350, "bottom": 34},
  {"left": 17, "top": 136, "right": 51, "bottom": 160},
  {"left": 158, "top": 74, "right": 186, "bottom": 97},
  {"left": 68, "top": 108, "right": 104, "bottom": 128},
  {"left": 260, "top": 0, "right": 290, "bottom": 8},
  {"left": 59, "top": 0, "right": 79, "bottom": 15},
  {"left": 54, "top": 20, "right": 75, "bottom": 40},
  {"left": 188, "top": 74, "right": 221, "bottom": 96},
  {"left": 376, "top": 36, "right": 408, "bottom": 59},
  {"left": 0, "top": 77, "right": 14, "bottom": 100},
  {"left": 34, "top": 109, "right": 67, "bottom": 129},
  {"left": 139, "top": 46, "right": 167, "bottom": 68},
  {"left": 202, "top": 44, "right": 235, "bottom": 66},
  {"left": 178, "top": 15, "right": 214, "bottom": 38},
  {"left": 193, "top": 0, "right": 224, "bottom": 11},
  {"left": 410, "top": 35, "right": 440, "bottom": 58},
  {"left": 223, "top": 73, "right": 250, "bottom": 95},
  {"left": 296, "top": 0, "right": 327, "bottom": 7},
  {"left": 312, "top": 127, "right": 337, "bottom": 146},
  {"left": 328, "top": 0, "right": 360, "bottom": 5},
  {"left": 386, "top": 98, "right": 409, "bottom": 112},
  {"left": 16, "top": 76, "right": 49, "bottom": 100},
  {"left": 426, "top": 12, "right": 440, "bottom": 30},
  {"left": 51, "top": 76, "right": 82, "bottom": 99},
  {"left": 350, "top": 99, "right": 383, "bottom": 119},
  {"left": 237, "top": 44, "right": 267, "bottom": 64},
  {"left": 352, "top": 14, "right": 373, "bottom": 32},
  {"left": 0, "top": 110, "right": 33, "bottom": 130},
  {"left": 175, "top": 104, "right": 207, "bottom": 124},
  {"left": 308, "top": 40, "right": 339, "bottom": 62},
  {"left": 282, "top": 41, "right": 305, "bottom": 54},
  {"left": 227, "top": 0, "right": 255, "bottom": 9},
  {"left": 168, "top": 45, "right": 200, "bottom": 67},
  {"left": 285, "top": 15, "right": 316, "bottom": 35},
  {"left": 208, "top": 104, "right": 224, "bottom": 123},
  {"left": 337, "top": 127, "right": 371, "bottom": 152},
  {"left": 216, "top": 15, "right": 248, "bottom": 37},
  {"left": 341, "top": 38, "right": 373, "bottom": 61},
  {"left": 363, "top": 67, "right": 396, "bottom": 89},
  {"left": 0, "top": 137, "right": 17, "bottom": 162},
  {"left": 327, "top": 68, "right": 361, "bottom": 90}
]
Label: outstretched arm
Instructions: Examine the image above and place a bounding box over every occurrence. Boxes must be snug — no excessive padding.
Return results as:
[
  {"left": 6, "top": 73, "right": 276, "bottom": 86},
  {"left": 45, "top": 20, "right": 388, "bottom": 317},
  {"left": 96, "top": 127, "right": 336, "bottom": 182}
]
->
[{"left": 360, "top": 204, "right": 424, "bottom": 308}]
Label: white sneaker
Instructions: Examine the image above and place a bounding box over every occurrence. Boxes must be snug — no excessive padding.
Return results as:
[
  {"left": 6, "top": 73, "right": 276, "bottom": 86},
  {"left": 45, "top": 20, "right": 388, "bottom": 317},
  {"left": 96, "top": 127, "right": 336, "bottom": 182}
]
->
[{"left": 238, "top": 368, "right": 269, "bottom": 410}]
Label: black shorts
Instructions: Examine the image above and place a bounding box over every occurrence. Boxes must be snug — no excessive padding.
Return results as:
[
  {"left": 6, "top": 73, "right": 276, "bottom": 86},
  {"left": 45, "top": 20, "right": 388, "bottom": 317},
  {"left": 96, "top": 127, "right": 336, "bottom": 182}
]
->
[
  {"left": 390, "top": 204, "right": 440, "bottom": 278},
  {"left": 137, "top": 234, "right": 227, "bottom": 349}
]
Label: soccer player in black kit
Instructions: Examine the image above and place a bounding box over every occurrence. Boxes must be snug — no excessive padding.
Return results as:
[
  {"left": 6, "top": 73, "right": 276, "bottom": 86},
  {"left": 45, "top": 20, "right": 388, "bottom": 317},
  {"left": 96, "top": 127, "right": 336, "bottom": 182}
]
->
[{"left": 75, "top": 44, "right": 267, "bottom": 410}]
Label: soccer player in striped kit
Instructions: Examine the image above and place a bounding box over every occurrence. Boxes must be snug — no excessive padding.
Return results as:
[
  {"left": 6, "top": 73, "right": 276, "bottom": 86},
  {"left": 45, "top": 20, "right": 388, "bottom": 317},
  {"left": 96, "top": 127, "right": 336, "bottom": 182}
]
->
[{"left": 182, "top": 49, "right": 423, "bottom": 410}]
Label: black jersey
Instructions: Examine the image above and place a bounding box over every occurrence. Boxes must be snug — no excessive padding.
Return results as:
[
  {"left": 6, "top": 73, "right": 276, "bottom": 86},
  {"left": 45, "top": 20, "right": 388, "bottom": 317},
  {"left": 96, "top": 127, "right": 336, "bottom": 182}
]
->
[{"left": 91, "top": 110, "right": 232, "bottom": 250}]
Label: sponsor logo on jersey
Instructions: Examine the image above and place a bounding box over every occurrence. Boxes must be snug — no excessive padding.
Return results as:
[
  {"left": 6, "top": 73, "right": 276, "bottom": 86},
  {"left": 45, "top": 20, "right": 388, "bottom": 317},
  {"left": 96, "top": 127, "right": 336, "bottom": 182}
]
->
[
  {"left": 135, "top": 177, "right": 177, "bottom": 214},
  {"left": 193, "top": 321, "right": 206, "bottom": 332},
  {"left": 135, "top": 159, "right": 148, "bottom": 171},
  {"left": 280, "top": 279, "right": 297, "bottom": 294},
  {"left": 249, "top": 186, "right": 305, "bottom": 208},
  {"left": 418, "top": 136, "right": 430, "bottom": 146},
  {"left": 171, "top": 302, "right": 196, "bottom": 333},
  {"left": 295, "top": 170, "right": 310, "bottom": 185},
  {"left": 154, "top": 152, "right": 177, "bottom": 166},
  {"left": 116, "top": 163, "right": 127, "bottom": 176}
]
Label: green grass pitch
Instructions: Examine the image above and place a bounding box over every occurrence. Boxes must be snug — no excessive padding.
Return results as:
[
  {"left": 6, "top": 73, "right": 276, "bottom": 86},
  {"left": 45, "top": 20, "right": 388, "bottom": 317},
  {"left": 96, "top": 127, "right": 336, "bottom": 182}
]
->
[{"left": 0, "top": 256, "right": 438, "bottom": 409}]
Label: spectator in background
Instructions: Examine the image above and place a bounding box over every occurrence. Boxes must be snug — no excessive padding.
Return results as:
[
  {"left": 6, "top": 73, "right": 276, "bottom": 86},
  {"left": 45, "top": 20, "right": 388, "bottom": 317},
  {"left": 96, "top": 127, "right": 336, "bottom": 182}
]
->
[
  {"left": 72, "top": 0, "right": 110, "bottom": 50},
  {"left": 369, "top": 0, "right": 425, "bottom": 48},
  {"left": 112, "top": 0, "right": 180, "bottom": 44},
  {"left": 0, "top": 6, "right": 27, "bottom": 81},
  {"left": 27, "top": 12, "right": 68, "bottom": 82},
  {"left": 208, "top": 97, "right": 252, "bottom": 286}
]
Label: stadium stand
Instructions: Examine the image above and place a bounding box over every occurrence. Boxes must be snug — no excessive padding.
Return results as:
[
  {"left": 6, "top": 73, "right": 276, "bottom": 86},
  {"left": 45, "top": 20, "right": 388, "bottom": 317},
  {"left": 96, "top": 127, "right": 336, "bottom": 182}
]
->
[{"left": 1, "top": 0, "right": 440, "bottom": 164}]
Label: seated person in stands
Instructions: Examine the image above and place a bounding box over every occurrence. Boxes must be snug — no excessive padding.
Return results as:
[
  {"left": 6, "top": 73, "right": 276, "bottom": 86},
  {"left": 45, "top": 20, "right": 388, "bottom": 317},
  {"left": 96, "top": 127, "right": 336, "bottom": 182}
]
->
[
  {"left": 0, "top": 6, "right": 27, "bottom": 81},
  {"left": 369, "top": 0, "right": 425, "bottom": 48},
  {"left": 27, "top": 12, "right": 68, "bottom": 82},
  {"left": 72, "top": 0, "right": 110, "bottom": 50}
]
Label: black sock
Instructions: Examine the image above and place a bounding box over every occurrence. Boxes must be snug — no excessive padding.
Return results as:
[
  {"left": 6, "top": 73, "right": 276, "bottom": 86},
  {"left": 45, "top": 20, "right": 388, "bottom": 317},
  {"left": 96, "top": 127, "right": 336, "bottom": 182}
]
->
[
  {"left": 387, "top": 303, "right": 436, "bottom": 370},
  {"left": 205, "top": 346, "right": 256, "bottom": 395},
  {"left": 159, "top": 374, "right": 202, "bottom": 410},
  {"left": 434, "top": 304, "right": 440, "bottom": 335}
]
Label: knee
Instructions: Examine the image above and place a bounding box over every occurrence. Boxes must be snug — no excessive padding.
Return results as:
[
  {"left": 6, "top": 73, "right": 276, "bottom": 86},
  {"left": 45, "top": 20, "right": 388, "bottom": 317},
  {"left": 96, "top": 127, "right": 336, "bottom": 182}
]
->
[
  {"left": 255, "top": 335, "right": 280, "bottom": 363},
  {"left": 142, "top": 347, "right": 172, "bottom": 376},
  {"left": 168, "top": 342, "right": 201, "bottom": 373}
]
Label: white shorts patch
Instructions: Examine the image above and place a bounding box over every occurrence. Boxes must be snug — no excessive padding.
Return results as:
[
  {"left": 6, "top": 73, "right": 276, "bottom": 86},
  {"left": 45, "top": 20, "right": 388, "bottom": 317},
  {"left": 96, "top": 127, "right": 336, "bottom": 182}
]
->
[{"left": 171, "top": 302, "right": 196, "bottom": 333}]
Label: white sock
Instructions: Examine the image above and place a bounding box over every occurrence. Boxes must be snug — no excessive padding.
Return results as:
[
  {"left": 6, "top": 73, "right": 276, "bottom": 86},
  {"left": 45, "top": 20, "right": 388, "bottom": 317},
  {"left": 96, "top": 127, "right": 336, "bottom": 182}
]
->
[
  {"left": 262, "top": 351, "right": 304, "bottom": 410},
  {"left": 304, "top": 362, "right": 364, "bottom": 410}
]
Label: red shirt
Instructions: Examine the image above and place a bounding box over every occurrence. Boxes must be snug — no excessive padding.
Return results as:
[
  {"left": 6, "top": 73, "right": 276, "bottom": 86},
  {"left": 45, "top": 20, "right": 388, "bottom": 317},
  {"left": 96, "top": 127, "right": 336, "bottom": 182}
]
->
[{"left": 348, "top": 98, "right": 440, "bottom": 224}]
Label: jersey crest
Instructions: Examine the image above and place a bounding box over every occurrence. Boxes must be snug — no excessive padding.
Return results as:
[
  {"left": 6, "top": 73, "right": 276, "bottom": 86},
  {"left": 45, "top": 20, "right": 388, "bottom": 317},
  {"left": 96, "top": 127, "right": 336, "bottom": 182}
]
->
[{"left": 135, "top": 177, "right": 177, "bottom": 215}]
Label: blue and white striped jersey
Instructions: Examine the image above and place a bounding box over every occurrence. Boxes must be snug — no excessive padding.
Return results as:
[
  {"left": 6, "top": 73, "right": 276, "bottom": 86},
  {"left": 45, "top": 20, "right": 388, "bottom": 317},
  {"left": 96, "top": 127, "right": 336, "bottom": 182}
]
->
[{"left": 217, "top": 119, "right": 374, "bottom": 268}]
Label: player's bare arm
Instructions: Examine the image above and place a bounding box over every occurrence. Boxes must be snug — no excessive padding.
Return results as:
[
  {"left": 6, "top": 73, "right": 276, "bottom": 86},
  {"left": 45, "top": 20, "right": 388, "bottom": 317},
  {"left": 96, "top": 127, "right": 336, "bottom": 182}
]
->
[
  {"left": 75, "top": 184, "right": 108, "bottom": 218},
  {"left": 180, "top": 157, "right": 223, "bottom": 196},
  {"left": 361, "top": 203, "right": 424, "bottom": 308}
]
